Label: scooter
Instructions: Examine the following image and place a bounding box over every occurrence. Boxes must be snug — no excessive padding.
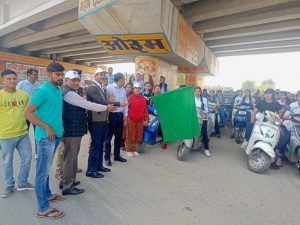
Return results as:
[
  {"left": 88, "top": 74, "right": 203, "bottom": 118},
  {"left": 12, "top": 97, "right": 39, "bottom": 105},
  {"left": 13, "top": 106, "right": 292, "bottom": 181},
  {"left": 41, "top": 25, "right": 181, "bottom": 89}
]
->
[
  {"left": 208, "top": 102, "right": 219, "bottom": 135},
  {"left": 245, "top": 111, "right": 281, "bottom": 174},
  {"left": 233, "top": 104, "right": 252, "bottom": 144},
  {"left": 284, "top": 113, "right": 300, "bottom": 175},
  {"left": 137, "top": 105, "right": 161, "bottom": 154},
  {"left": 177, "top": 109, "right": 214, "bottom": 161}
]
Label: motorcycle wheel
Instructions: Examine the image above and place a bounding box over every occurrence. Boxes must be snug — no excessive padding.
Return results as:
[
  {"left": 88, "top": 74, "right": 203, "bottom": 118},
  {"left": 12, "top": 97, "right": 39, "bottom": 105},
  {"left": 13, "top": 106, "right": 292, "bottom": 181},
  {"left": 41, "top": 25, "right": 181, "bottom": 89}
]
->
[
  {"left": 247, "top": 149, "right": 271, "bottom": 174},
  {"left": 234, "top": 130, "right": 242, "bottom": 144},
  {"left": 137, "top": 142, "right": 147, "bottom": 154},
  {"left": 177, "top": 143, "right": 190, "bottom": 161}
]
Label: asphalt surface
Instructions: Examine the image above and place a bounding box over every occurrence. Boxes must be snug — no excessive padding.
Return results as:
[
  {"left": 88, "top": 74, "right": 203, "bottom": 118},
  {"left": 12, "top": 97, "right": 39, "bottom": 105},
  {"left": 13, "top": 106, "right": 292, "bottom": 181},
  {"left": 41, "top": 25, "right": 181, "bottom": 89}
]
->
[{"left": 0, "top": 129, "right": 300, "bottom": 225}]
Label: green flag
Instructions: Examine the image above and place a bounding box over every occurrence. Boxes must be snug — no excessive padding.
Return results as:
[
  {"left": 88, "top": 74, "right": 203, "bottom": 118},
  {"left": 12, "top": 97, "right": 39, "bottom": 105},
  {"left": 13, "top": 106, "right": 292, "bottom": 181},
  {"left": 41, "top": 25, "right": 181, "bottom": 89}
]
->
[{"left": 152, "top": 86, "right": 200, "bottom": 142}]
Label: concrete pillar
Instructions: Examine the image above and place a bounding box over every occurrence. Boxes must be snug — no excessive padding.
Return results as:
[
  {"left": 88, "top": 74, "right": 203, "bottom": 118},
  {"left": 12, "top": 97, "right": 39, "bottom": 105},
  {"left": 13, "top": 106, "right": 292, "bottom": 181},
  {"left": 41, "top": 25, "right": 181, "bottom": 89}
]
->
[
  {"left": 178, "top": 66, "right": 209, "bottom": 87},
  {"left": 134, "top": 57, "right": 207, "bottom": 89},
  {"left": 135, "top": 56, "right": 178, "bottom": 90},
  {"left": 78, "top": 0, "right": 219, "bottom": 75},
  {"left": 0, "top": 3, "right": 9, "bottom": 25}
]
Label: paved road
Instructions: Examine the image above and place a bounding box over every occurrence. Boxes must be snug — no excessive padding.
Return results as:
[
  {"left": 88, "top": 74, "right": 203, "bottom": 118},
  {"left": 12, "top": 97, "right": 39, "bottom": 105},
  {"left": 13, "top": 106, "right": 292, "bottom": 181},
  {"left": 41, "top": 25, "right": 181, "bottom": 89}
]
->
[{"left": 0, "top": 130, "right": 300, "bottom": 225}]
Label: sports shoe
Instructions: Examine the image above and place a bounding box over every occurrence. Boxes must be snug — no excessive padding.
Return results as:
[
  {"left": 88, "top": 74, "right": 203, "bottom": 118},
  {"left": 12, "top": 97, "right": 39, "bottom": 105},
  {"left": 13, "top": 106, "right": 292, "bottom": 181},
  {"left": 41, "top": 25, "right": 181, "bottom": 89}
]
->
[
  {"left": 17, "top": 183, "right": 35, "bottom": 191},
  {"left": 133, "top": 152, "right": 140, "bottom": 156},
  {"left": 204, "top": 149, "right": 211, "bottom": 157},
  {"left": 241, "top": 140, "right": 248, "bottom": 149},
  {"left": 34, "top": 153, "right": 38, "bottom": 160},
  {"left": 1, "top": 186, "right": 14, "bottom": 198},
  {"left": 126, "top": 152, "right": 134, "bottom": 157}
]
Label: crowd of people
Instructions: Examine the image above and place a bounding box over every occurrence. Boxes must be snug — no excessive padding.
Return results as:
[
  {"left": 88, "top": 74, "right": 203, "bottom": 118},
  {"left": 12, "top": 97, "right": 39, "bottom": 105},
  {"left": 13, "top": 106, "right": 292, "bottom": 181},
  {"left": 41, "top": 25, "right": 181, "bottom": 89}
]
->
[
  {"left": 0, "top": 63, "right": 169, "bottom": 219},
  {"left": 197, "top": 87, "right": 300, "bottom": 168},
  {"left": 1, "top": 62, "right": 299, "bottom": 219}
]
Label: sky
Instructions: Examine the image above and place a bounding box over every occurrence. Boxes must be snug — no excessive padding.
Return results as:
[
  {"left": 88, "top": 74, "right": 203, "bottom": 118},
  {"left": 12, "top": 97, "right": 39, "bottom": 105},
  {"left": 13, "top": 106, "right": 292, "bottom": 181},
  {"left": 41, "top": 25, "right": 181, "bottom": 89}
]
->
[
  {"left": 204, "top": 52, "right": 300, "bottom": 92},
  {"left": 109, "top": 52, "right": 300, "bottom": 93}
]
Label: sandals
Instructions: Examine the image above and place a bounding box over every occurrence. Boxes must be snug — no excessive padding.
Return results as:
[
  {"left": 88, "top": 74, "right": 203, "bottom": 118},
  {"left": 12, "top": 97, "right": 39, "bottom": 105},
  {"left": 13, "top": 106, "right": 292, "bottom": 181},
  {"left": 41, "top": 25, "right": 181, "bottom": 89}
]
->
[
  {"left": 48, "top": 194, "right": 66, "bottom": 202},
  {"left": 37, "top": 208, "right": 65, "bottom": 219}
]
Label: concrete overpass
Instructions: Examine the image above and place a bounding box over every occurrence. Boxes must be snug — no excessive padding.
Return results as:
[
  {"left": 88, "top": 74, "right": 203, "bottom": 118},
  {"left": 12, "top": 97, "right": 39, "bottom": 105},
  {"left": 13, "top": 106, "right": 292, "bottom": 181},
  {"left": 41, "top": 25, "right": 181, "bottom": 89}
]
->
[
  {"left": 175, "top": 0, "right": 300, "bottom": 57},
  {"left": 1, "top": 0, "right": 300, "bottom": 87}
]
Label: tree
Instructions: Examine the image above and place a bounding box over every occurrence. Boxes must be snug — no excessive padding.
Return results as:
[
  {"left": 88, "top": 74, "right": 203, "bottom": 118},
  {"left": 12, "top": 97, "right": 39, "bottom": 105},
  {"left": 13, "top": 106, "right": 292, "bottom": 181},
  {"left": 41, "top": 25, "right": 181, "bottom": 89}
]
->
[
  {"left": 258, "top": 79, "right": 276, "bottom": 90},
  {"left": 241, "top": 80, "right": 256, "bottom": 92}
]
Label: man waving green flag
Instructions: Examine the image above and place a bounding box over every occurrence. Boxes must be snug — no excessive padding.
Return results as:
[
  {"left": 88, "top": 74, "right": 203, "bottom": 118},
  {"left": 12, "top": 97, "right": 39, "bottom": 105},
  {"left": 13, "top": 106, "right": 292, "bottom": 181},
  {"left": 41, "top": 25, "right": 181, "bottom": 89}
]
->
[{"left": 152, "top": 86, "right": 200, "bottom": 142}]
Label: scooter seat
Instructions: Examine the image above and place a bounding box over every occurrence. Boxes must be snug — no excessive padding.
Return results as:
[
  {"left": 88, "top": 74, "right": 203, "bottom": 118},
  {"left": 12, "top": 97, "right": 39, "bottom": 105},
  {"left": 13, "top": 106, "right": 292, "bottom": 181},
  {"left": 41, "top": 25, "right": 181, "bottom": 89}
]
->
[{"left": 293, "top": 126, "right": 300, "bottom": 140}]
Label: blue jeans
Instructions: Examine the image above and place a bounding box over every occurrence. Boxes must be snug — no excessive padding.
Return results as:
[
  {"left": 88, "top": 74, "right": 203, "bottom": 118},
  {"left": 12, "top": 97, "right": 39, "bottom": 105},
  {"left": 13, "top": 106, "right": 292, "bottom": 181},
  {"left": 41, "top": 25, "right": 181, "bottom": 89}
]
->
[
  {"left": 87, "top": 123, "right": 107, "bottom": 173},
  {"left": 219, "top": 106, "right": 227, "bottom": 126},
  {"left": 0, "top": 134, "right": 32, "bottom": 187},
  {"left": 277, "top": 126, "right": 291, "bottom": 157},
  {"left": 35, "top": 137, "right": 61, "bottom": 212}
]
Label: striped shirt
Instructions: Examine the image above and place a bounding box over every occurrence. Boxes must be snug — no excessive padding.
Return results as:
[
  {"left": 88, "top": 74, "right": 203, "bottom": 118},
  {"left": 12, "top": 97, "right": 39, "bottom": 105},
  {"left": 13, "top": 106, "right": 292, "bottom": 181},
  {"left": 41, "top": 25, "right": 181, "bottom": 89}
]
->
[
  {"left": 106, "top": 83, "right": 128, "bottom": 116},
  {"left": 16, "top": 79, "right": 42, "bottom": 98}
]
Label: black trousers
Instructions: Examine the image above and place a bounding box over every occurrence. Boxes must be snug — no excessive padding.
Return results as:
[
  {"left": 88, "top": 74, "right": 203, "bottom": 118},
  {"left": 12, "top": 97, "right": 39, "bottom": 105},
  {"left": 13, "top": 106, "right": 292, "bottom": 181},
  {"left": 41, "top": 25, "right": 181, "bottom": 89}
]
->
[
  {"left": 105, "top": 112, "right": 124, "bottom": 160},
  {"left": 201, "top": 120, "right": 210, "bottom": 150},
  {"left": 244, "top": 122, "right": 254, "bottom": 141},
  {"left": 214, "top": 113, "right": 220, "bottom": 135}
]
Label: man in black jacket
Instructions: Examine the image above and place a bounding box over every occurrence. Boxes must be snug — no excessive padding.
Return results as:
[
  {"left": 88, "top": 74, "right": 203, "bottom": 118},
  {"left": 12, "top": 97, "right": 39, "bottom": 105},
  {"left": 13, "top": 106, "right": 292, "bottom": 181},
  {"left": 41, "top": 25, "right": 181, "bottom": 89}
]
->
[{"left": 61, "top": 70, "right": 115, "bottom": 194}]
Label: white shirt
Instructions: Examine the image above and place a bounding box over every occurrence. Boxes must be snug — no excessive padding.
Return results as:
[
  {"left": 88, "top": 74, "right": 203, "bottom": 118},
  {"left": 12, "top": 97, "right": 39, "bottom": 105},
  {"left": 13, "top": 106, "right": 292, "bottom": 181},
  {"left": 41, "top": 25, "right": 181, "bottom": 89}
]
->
[
  {"left": 277, "top": 99, "right": 289, "bottom": 106},
  {"left": 133, "top": 80, "right": 144, "bottom": 90},
  {"left": 106, "top": 83, "right": 128, "bottom": 116},
  {"left": 195, "top": 96, "right": 209, "bottom": 113},
  {"left": 16, "top": 79, "right": 42, "bottom": 98},
  {"left": 242, "top": 97, "right": 256, "bottom": 105},
  {"left": 283, "top": 101, "right": 300, "bottom": 131},
  {"left": 234, "top": 96, "right": 243, "bottom": 106},
  {"left": 64, "top": 91, "right": 107, "bottom": 112}
]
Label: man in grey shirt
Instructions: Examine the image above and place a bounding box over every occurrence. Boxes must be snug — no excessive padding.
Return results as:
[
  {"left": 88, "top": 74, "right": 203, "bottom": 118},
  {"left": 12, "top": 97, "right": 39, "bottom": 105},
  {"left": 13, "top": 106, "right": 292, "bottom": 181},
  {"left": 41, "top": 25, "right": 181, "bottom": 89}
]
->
[{"left": 17, "top": 68, "right": 41, "bottom": 159}]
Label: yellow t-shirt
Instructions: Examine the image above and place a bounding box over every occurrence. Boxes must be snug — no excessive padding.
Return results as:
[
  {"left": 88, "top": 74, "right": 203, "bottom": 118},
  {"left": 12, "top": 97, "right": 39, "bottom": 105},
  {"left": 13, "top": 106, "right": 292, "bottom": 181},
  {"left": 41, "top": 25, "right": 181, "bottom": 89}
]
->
[{"left": 0, "top": 89, "right": 29, "bottom": 139}]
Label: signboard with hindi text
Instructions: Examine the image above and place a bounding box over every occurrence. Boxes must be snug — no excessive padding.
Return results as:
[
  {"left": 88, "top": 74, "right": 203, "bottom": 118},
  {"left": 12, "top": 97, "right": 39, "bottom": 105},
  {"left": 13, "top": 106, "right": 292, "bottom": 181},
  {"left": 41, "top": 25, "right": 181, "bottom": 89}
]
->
[
  {"left": 79, "top": 0, "right": 114, "bottom": 18},
  {"left": 95, "top": 34, "right": 172, "bottom": 54}
]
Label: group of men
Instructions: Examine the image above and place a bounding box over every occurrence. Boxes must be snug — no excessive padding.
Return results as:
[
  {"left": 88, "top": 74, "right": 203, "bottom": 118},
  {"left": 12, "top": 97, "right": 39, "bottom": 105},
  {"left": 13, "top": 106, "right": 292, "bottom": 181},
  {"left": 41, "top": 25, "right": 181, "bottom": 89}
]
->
[{"left": 0, "top": 63, "right": 129, "bottom": 219}]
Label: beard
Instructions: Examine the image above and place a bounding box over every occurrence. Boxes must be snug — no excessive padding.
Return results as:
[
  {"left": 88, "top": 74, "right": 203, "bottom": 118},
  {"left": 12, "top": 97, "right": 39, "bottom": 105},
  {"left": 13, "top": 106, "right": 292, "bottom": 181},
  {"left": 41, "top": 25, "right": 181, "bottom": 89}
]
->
[{"left": 57, "top": 79, "right": 63, "bottom": 86}]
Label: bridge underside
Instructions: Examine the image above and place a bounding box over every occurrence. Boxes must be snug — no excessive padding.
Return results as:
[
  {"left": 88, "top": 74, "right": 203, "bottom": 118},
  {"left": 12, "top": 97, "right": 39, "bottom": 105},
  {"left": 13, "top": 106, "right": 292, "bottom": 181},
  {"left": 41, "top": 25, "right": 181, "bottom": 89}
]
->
[
  {"left": 0, "top": 0, "right": 300, "bottom": 68},
  {"left": 174, "top": 0, "right": 300, "bottom": 57}
]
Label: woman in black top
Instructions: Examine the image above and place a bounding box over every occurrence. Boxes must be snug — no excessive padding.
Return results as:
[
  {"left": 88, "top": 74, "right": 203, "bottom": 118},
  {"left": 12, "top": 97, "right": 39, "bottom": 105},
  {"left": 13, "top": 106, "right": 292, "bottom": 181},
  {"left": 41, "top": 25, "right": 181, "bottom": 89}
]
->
[{"left": 241, "top": 89, "right": 282, "bottom": 148}]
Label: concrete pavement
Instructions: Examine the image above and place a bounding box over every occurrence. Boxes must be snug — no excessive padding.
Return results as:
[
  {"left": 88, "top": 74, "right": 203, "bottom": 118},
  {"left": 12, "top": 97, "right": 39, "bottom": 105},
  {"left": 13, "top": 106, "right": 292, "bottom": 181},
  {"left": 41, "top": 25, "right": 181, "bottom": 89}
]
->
[{"left": 0, "top": 130, "right": 300, "bottom": 225}]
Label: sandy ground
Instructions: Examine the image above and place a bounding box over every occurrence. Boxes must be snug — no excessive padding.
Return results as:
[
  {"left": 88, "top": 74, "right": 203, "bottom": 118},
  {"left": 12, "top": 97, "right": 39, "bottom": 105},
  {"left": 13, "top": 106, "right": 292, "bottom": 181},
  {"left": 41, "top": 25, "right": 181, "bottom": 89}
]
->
[{"left": 0, "top": 129, "right": 300, "bottom": 225}]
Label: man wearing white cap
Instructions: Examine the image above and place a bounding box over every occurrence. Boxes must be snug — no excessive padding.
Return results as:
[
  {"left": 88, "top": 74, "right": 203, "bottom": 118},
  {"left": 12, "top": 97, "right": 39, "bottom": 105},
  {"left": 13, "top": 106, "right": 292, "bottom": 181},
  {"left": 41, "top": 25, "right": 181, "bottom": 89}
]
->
[{"left": 59, "top": 70, "right": 116, "bottom": 195}]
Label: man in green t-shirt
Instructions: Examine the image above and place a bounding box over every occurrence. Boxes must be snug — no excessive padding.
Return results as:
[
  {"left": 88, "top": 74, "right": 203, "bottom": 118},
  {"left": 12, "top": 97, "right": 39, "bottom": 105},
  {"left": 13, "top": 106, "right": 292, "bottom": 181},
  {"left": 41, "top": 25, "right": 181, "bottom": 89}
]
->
[
  {"left": 24, "top": 63, "right": 65, "bottom": 219},
  {"left": 0, "top": 69, "right": 35, "bottom": 199}
]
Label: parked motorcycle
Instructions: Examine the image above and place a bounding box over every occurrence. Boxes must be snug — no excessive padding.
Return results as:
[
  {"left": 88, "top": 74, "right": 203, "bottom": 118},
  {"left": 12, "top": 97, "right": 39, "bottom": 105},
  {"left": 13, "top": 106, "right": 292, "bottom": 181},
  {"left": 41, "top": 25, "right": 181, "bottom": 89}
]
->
[
  {"left": 284, "top": 113, "right": 300, "bottom": 175},
  {"left": 245, "top": 111, "right": 281, "bottom": 174},
  {"left": 233, "top": 104, "right": 252, "bottom": 144},
  {"left": 223, "top": 90, "right": 236, "bottom": 122},
  {"left": 137, "top": 105, "right": 160, "bottom": 154}
]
